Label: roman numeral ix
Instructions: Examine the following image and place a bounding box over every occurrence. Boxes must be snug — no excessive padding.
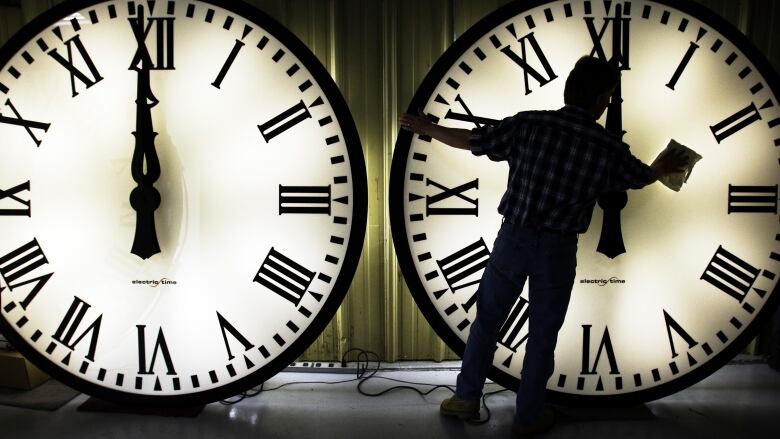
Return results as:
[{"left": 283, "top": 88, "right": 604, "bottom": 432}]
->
[{"left": 426, "top": 178, "right": 478, "bottom": 216}]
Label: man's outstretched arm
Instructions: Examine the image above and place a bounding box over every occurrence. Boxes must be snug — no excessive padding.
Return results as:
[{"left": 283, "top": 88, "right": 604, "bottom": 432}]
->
[{"left": 399, "top": 112, "right": 471, "bottom": 150}]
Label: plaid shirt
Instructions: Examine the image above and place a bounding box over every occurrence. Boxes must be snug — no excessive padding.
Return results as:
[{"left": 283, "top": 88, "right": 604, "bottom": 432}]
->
[{"left": 470, "top": 105, "right": 655, "bottom": 234}]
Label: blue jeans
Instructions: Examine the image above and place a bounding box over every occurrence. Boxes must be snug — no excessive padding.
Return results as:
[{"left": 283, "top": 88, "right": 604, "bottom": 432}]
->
[{"left": 455, "top": 220, "right": 577, "bottom": 424}]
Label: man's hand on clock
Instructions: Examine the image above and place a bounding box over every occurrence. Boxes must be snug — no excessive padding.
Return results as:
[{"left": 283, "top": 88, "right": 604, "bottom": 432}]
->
[
  {"left": 400, "top": 111, "right": 471, "bottom": 151},
  {"left": 650, "top": 146, "right": 692, "bottom": 180}
]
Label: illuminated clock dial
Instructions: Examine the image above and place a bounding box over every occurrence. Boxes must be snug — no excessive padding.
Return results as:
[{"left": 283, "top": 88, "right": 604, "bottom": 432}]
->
[
  {"left": 0, "top": 0, "right": 367, "bottom": 405},
  {"left": 390, "top": 0, "right": 780, "bottom": 404}
]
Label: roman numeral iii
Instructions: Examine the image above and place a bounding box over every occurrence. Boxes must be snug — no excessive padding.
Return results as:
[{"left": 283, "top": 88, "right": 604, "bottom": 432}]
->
[
  {"left": 728, "top": 185, "right": 778, "bottom": 214},
  {"left": 279, "top": 185, "right": 331, "bottom": 215}
]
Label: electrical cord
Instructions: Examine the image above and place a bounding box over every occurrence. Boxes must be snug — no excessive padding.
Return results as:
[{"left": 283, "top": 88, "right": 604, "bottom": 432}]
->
[{"left": 219, "top": 347, "right": 510, "bottom": 425}]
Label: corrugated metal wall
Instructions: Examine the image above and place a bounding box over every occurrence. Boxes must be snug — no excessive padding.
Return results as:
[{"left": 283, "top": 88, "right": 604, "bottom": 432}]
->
[{"left": 1, "top": 0, "right": 778, "bottom": 362}]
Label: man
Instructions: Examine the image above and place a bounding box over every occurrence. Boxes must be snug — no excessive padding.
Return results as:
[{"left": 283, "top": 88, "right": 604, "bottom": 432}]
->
[{"left": 399, "top": 56, "right": 690, "bottom": 438}]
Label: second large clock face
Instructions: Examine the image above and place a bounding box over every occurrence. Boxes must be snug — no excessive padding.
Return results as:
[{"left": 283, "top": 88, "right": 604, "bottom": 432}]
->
[
  {"left": 391, "top": 0, "right": 780, "bottom": 404},
  {"left": 0, "top": 0, "right": 367, "bottom": 404}
]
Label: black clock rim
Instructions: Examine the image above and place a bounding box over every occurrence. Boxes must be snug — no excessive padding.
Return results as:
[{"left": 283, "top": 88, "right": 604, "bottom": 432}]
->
[
  {"left": 389, "top": 0, "right": 780, "bottom": 406},
  {"left": 0, "top": 0, "right": 368, "bottom": 407}
]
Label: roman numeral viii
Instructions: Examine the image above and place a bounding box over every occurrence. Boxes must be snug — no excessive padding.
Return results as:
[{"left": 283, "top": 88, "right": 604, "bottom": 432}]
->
[{"left": 436, "top": 239, "right": 490, "bottom": 313}]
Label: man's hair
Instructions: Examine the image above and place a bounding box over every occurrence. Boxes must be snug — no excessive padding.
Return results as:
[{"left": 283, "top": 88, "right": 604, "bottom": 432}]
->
[{"left": 563, "top": 56, "right": 620, "bottom": 108}]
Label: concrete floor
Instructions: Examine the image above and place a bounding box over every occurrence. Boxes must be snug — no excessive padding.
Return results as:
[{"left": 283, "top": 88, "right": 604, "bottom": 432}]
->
[{"left": 1, "top": 360, "right": 779, "bottom": 439}]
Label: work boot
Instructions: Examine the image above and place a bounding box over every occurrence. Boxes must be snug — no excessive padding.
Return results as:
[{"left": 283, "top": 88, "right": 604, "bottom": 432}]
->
[
  {"left": 511, "top": 406, "right": 555, "bottom": 438},
  {"left": 439, "top": 395, "right": 479, "bottom": 420}
]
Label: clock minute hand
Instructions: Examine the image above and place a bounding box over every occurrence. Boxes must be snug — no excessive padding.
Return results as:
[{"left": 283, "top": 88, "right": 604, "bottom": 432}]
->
[
  {"left": 596, "top": 3, "right": 628, "bottom": 259},
  {"left": 129, "top": 6, "right": 162, "bottom": 260}
]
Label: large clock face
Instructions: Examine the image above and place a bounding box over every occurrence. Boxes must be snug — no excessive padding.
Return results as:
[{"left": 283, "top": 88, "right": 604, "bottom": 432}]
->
[
  {"left": 0, "top": 0, "right": 367, "bottom": 404},
  {"left": 391, "top": 0, "right": 780, "bottom": 404}
]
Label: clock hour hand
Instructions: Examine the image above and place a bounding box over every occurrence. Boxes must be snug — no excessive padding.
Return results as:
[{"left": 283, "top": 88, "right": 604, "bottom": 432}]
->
[
  {"left": 596, "top": 74, "right": 627, "bottom": 259},
  {"left": 129, "top": 6, "right": 161, "bottom": 260}
]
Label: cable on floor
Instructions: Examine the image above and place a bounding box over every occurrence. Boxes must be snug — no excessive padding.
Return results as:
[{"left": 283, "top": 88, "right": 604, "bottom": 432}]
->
[{"left": 219, "top": 347, "right": 510, "bottom": 425}]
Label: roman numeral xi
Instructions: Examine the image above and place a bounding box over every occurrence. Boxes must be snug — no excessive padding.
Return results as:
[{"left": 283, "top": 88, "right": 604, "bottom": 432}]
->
[
  {"left": 47, "top": 34, "right": 104, "bottom": 97},
  {"left": 500, "top": 32, "right": 558, "bottom": 95}
]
